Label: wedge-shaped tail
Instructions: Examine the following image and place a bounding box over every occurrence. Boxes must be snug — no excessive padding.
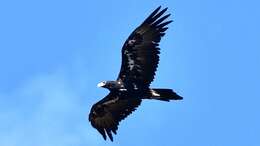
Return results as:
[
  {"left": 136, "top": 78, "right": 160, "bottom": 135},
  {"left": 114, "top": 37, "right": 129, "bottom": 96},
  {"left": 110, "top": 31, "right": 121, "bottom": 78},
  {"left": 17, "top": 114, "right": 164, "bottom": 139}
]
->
[{"left": 145, "top": 88, "right": 183, "bottom": 101}]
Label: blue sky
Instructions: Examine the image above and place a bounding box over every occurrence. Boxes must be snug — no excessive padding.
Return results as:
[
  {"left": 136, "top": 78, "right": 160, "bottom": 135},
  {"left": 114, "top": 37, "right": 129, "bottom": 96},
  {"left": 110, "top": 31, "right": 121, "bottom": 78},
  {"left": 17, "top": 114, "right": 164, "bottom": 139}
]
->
[{"left": 0, "top": 0, "right": 259, "bottom": 146}]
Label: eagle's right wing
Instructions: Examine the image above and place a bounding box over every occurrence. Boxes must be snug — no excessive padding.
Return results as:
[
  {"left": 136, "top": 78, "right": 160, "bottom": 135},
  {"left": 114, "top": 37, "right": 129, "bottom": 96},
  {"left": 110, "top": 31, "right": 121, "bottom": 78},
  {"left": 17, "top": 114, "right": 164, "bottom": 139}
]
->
[
  {"left": 117, "top": 6, "right": 172, "bottom": 90},
  {"left": 89, "top": 93, "right": 141, "bottom": 141}
]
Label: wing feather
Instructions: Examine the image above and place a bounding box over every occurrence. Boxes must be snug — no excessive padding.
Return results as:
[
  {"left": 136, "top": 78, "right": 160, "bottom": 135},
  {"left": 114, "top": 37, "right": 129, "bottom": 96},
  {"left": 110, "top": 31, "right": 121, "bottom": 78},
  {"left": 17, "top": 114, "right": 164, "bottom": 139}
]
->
[
  {"left": 117, "top": 6, "right": 172, "bottom": 89},
  {"left": 89, "top": 93, "right": 141, "bottom": 141}
]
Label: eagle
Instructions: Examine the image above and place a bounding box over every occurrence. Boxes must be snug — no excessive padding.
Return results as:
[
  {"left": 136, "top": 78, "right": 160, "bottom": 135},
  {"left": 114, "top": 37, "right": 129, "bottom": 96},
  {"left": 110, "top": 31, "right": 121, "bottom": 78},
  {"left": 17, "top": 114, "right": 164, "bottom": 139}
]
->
[{"left": 89, "top": 6, "right": 183, "bottom": 141}]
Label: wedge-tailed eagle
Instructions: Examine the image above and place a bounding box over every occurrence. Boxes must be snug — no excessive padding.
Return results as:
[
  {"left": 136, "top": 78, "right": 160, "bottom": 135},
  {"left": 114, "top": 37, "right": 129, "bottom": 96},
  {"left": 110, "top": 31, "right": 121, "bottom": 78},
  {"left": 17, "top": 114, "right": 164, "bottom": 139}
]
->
[{"left": 89, "top": 6, "right": 183, "bottom": 141}]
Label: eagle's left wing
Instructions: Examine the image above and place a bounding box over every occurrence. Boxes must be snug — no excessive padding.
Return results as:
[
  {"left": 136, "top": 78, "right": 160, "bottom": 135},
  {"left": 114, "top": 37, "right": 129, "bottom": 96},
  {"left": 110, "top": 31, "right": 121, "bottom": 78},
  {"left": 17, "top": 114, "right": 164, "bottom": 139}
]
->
[{"left": 89, "top": 92, "right": 141, "bottom": 141}]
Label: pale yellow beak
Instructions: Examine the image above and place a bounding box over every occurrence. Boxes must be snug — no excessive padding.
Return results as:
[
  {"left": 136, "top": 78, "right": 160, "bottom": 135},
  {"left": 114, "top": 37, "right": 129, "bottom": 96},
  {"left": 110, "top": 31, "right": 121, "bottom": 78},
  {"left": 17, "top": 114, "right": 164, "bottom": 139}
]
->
[{"left": 97, "top": 82, "right": 105, "bottom": 87}]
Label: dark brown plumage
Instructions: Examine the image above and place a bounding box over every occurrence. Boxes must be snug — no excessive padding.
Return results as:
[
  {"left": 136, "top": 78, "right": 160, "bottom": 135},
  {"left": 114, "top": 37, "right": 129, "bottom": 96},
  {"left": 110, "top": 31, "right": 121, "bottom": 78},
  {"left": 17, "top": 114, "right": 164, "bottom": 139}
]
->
[
  {"left": 118, "top": 6, "right": 172, "bottom": 90},
  {"left": 89, "top": 6, "right": 183, "bottom": 141}
]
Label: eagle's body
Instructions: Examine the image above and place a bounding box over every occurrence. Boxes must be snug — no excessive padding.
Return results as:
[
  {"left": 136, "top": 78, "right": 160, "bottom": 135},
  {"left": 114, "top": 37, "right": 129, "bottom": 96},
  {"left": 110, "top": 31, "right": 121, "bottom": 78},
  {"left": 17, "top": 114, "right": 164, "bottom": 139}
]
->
[{"left": 89, "top": 6, "right": 183, "bottom": 141}]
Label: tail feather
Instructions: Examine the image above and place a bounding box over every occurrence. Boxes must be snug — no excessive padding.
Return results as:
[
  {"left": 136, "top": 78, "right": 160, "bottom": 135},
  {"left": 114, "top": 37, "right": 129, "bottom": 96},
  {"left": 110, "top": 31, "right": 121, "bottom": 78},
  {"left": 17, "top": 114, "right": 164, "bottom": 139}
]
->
[{"left": 147, "top": 88, "right": 183, "bottom": 101}]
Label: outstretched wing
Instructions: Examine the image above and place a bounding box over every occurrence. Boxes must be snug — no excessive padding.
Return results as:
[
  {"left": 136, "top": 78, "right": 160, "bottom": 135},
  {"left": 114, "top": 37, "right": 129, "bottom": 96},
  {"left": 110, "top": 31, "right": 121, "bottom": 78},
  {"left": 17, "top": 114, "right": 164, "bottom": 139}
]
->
[
  {"left": 117, "top": 6, "right": 172, "bottom": 90},
  {"left": 89, "top": 92, "right": 141, "bottom": 141}
]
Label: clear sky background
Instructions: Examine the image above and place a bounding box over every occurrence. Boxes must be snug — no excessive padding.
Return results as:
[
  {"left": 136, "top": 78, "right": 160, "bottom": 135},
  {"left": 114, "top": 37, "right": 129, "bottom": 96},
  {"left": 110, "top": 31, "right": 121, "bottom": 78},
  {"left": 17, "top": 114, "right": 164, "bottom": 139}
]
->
[{"left": 0, "top": 0, "right": 259, "bottom": 146}]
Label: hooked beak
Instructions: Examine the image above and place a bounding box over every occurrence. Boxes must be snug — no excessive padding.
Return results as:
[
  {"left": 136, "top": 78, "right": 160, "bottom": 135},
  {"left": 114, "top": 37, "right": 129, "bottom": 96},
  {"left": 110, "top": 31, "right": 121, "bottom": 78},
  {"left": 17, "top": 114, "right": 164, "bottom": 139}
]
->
[{"left": 97, "top": 82, "right": 106, "bottom": 87}]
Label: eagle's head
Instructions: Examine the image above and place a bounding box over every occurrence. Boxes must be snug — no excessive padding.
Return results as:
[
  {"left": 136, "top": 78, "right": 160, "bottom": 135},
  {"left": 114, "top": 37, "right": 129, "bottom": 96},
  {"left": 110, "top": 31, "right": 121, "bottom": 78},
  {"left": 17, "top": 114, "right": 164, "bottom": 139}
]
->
[
  {"left": 97, "top": 81, "right": 116, "bottom": 89},
  {"left": 97, "top": 81, "right": 124, "bottom": 91}
]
